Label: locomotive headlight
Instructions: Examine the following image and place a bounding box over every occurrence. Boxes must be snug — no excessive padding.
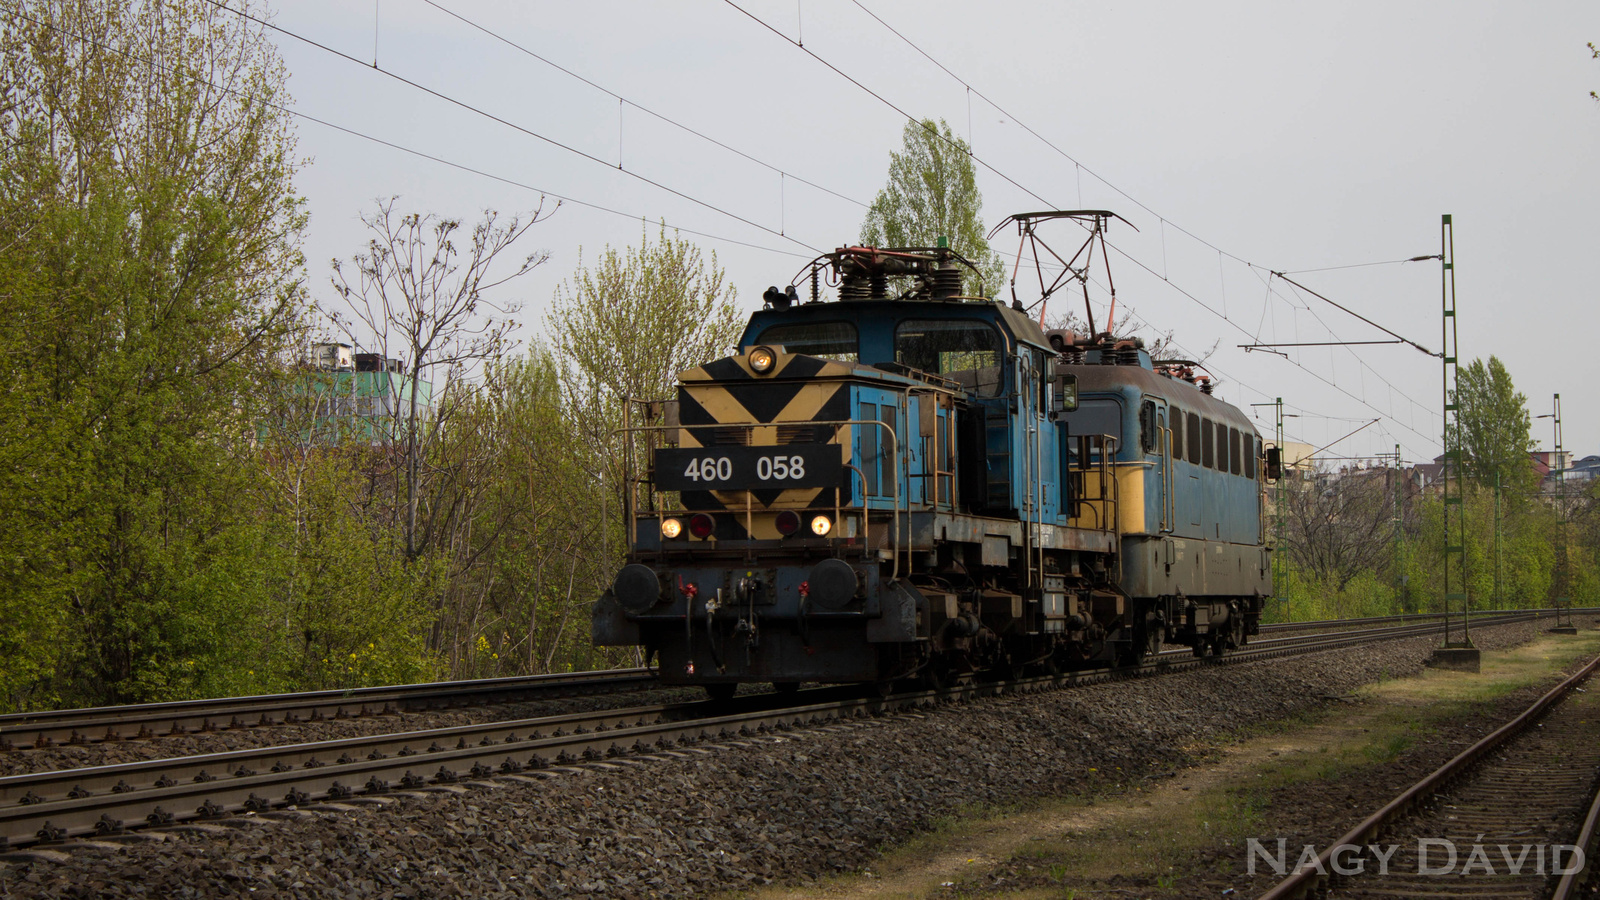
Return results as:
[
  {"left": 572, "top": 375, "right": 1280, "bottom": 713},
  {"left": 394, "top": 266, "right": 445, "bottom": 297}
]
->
[
  {"left": 748, "top": 345, "right": 777, "bottom": 374},
  {"left": 660, "top": 517, "right": 683, "bottom": 539},
  {"left": 810, "top": 515, "right": 833, "bottom": 536}
]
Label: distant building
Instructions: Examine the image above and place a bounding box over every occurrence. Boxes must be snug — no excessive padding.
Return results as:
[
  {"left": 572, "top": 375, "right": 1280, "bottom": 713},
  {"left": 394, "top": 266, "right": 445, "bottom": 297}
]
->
[
  {"left": 1530, "top": 450, "right": 1573, "bottom": 484},
  {"left": 295, "top": 342, "right": 434, "bottom": 445},
  {"left": 1568, "top": 454, "right": 1600, "bottom": 484}
]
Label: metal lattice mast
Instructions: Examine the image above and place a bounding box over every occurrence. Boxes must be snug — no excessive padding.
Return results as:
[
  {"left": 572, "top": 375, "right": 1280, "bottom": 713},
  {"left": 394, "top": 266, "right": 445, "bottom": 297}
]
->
[
  {"left": 1251, "top": 398, "right": 1288, "bottom": 618},
  {"left": 1440, "top": 214, "right": 1469, "bottom": 646},
  {"left": 1494, "top": 471, "right": 1501, "bottom": 610},
  {"left": 1274, "top": 398, "right": 1285, "bottom": 617},
  {"left": 1393, "top": 443, "right": 1405, "bottom": 612},
  {"left": 1553, "top": 392, "right": 1567, "bottom": 607}
]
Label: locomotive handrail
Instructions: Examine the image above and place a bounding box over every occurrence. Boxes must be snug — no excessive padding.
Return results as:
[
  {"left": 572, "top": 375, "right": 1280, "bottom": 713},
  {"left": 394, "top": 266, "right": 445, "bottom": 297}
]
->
[
  {"left": 1160, "top": 424, "right": 1176, "bottom": 534},
  {"left": 1068, "top": 433, "right": 1120, "bottom": 534}
]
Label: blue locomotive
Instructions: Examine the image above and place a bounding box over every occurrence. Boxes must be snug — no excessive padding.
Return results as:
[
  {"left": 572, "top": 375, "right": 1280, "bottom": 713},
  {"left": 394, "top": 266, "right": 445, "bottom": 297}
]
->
[{"left": 592, "top": 213, "right": 1270, "bottom": 696}]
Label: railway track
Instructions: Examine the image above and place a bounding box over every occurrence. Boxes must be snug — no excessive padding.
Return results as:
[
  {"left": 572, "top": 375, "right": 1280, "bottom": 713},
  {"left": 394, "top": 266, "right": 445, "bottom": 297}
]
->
[
  {"left": 0, "top": 667, "right": 658, "bottom": 751},
  {"left": 1258, "top": 647, "right": 1600, "bottom": 899},
  {"left": 1255, "top": 606, "right": 1597, "bottom": 636},
  {"left": 9, "top": 609, "right": 1574, "bottom": 753},
  {"left": 0, "top": 610, "right": 1552, "bottom": 854}
]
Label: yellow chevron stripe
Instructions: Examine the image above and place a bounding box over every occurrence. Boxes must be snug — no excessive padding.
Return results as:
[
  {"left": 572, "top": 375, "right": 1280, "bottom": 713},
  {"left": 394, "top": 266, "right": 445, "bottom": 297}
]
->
[
  {"left": 774, "top": 382, "right": 843, "bottom": 423},
  {"left": 685, "top": 385, "right": 749, "bottom": 423}
]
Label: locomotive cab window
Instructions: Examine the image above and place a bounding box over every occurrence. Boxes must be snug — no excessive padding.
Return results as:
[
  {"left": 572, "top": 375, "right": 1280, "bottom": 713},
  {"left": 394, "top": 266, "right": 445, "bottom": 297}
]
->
[
  {"left": 1170, "top": 407, "right": 1185, "bottom": 460},
  {"left": 1063, "top": 398, "right": 1122, "bottom": 461},
  {"left": 1186, "top": 413, "right": 1201, "bottom": 465},
  {"left": 756, "top": 321, "right": 859, "bottom": 362},
  {"left": 895, "top": 319, "right": 1003, "bottom": 396},
  {"left": 1139, "top": 400, "right": 1158, "bottom": 453},
  {"left": 1201, "top": 418, "right": 1215, "bottom": 469},
  {"left": 1245, "top": 434, "right": 1258, "bottom": 480},
  {"left": 1229, "top": 427, "right": 1242, "bottom": 475}
]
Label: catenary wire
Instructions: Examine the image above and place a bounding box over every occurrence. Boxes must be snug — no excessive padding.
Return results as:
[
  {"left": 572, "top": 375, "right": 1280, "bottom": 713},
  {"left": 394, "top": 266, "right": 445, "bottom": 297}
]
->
[
  {"left": 842, "top": 0, "right": 1441, "bottom": 453},
  {"left": 31, "top": 3, "right": 1429, "bottom": 461},
  {"left": 202, "top": 0, "right": 825, "bottom": 255},
  {"left": 420, "top": 0, "right": 869, "bottom": 212},
  {"left": 1279, "top": 257, "right": 1420, "bottom": 275},
  {"left": 721, "top": 0, "right": 1056, "bottom": 212},
  {"left": 8, "top": 8, "right": 812, "bottom": 263}
]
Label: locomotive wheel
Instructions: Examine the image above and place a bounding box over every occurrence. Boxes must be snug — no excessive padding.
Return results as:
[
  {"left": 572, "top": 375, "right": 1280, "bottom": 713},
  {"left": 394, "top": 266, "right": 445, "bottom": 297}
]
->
[
  {"left": 1210, "top": 630, "right": 1228, "bottom": 656},
  {"left": 1191, "top": 638, "right": 1209, "bottom": 659},
  {"left": 704, "top": 683, "right": 737, "bottom": 702}
]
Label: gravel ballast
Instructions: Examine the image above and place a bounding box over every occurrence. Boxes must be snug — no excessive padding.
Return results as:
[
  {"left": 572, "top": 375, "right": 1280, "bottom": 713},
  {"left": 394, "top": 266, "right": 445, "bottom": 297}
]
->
[{"left": 0, "top": 620, "right": 1545, "bottom": 899}]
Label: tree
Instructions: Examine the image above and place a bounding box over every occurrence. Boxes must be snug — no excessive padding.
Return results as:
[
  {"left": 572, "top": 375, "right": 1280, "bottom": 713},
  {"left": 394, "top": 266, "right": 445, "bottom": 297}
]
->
[
  {"left": 327, "top": 199, "right": 552, "bottom": 674},
  {"left": 330, "top": 198, "right": 553, "bottom": 561},
  {"left": 1451, "top": 356, "right": 1536, "bottom": 494},
  {"left": 1282, "top": 464, "right": 1398, "bottom": 593},
  {"left": 0, "top": 0, "right": 307, "bottom": 707},
  {"left": 459, "top": 347, "right": 615, "bottom": 676},
  {"left": 545, "top": 226, "right": 743, "bottom": 665},
  {"left": 860, "top": 118, "right": 1004, "bottom": 296}
]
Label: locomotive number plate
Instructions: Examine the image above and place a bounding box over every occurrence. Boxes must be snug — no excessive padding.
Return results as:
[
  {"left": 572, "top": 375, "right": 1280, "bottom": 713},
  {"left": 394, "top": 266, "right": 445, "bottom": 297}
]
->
[{"left": 654, "top": 444, "right": 841, "bottom": 491}]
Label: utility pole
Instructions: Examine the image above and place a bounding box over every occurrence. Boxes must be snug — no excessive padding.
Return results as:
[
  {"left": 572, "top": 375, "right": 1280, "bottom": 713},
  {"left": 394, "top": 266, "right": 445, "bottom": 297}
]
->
[
  {"left": 1433, "top": 214, "right": 1478, "bottom": 670},
  {"left": 1252, "top": 398, "right": 1287, "bottom": 619},
  {"left": 1391, "top": 444, "right": 1405, "bottom": 613},
  {"left": 1549, "top": 393, "right": 1575, "bottom": 631}
]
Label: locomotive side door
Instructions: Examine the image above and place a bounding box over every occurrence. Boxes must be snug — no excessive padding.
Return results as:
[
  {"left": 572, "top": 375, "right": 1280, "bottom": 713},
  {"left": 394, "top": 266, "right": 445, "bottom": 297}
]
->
[{"left": 1139, "top": 397, "right": 1171, "bottom": 534}]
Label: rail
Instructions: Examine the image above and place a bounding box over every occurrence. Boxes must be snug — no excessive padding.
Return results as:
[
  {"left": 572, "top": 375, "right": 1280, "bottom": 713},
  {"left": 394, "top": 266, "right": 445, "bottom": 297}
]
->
[
  {"left": 0, "top": 610, "right": 1554, "bottom": 851},
  {"left": 0, "top": 668, "right": 656, "bottom": 751},
  {"left": 1258, "top": 645, "right": 1600, "bottom": 900}
]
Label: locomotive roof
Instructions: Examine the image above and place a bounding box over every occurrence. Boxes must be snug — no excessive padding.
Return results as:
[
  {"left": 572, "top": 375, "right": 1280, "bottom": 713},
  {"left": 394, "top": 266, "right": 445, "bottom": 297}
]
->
[
  {"left": 741, "top": 297, "right": 1051, "bottom": 352},
  {"left": 1069, "top": 361, "right": 1255, "bottom": 433}
]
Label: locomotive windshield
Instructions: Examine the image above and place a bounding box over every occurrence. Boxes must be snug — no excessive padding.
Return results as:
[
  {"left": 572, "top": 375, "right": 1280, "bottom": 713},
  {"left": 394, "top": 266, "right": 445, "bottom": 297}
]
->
[
  {"left": 755, "top": 321, "right": 858, "bottom": 361},
  {"left": 1063, "top": 398, "right": 1123, "bottom": 460},
  {"left": 894, "top": 319, "right": 1003, "bottom": 396}
]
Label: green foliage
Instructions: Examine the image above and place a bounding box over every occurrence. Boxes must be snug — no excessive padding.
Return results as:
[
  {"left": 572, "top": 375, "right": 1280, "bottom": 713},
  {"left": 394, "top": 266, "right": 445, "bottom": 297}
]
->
[
  {"left": 860, "top": 118, "right": 1004, "bottom": 296},
  {"left": 546, "top": 222, "right": 742, "bottom": 515},
  {"left": 549, "top": 223, "right": 742, "bottom": 415},
  {"left": 249, "top": 441, "right": 439, "bottom": 694},
  {"left": 1451, "top": 356, "right": 1537, "bottom": 495},
  {"left": 458, "top": 348, "right": 622, "bottom": 675},
  {"left": 0, "top": 0, "right": 308, "bottom": 709}
]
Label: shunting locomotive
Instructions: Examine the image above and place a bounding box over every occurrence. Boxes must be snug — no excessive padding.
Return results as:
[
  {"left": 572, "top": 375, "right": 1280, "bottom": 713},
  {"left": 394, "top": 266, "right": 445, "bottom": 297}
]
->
[{"left": 592, "top": 211, "right": 1271, "bottom": 697}]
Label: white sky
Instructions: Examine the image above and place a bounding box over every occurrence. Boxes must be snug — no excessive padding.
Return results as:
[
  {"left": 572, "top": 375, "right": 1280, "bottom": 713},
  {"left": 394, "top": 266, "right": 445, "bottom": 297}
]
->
[{"left": 271, "top": 0, "right": 1600, "bottom": 463}]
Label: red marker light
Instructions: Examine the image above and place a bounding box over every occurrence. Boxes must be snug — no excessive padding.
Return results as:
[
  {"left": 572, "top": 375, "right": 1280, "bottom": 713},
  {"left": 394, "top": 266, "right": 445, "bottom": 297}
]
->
[
  {"left": 688, "top": 514, "right": 715, "bottom": 539},
  {"left": 775, "top": 510, "right": 801, "bottom": 536}
]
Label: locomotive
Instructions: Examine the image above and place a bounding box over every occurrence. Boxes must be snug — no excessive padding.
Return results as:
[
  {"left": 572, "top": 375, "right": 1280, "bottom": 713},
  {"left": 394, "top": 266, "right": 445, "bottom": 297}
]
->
[{"left": 592, "top": 211, "right": 1271, "bottom": 697}]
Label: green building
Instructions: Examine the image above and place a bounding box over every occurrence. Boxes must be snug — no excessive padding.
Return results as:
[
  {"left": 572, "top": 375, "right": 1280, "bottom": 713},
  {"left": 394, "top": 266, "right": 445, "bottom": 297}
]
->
[{"left": 296, "top": 342, "right": 434, "bottom": 445}]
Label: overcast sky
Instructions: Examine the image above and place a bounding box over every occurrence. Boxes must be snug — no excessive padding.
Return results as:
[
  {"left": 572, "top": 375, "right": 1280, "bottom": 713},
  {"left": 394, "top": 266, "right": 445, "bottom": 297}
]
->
[{"left": 269, "top": 0, "right": 1600, "bottom": 463}]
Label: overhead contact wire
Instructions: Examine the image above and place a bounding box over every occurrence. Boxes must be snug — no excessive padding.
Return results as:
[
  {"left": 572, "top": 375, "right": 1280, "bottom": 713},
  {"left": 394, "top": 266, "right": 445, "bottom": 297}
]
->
[
  {"left": 12, "top": 8, "right": 811, "bottom": 261},
  {"left": 202, "top": 0, "right": 824, "bottom": 255},
  {"left": 420, "top": 0, "right": 869, "bottom": 211}
]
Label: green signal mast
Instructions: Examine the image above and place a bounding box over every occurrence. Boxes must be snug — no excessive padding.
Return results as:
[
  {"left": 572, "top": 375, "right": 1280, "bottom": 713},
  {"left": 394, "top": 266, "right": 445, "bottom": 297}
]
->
[
  {"left": 1434, "top": 214, "right": 1478, "bottom": 671},
  {"left": 1251, "top": 397, "right": 1287, "bottom": 619}
]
